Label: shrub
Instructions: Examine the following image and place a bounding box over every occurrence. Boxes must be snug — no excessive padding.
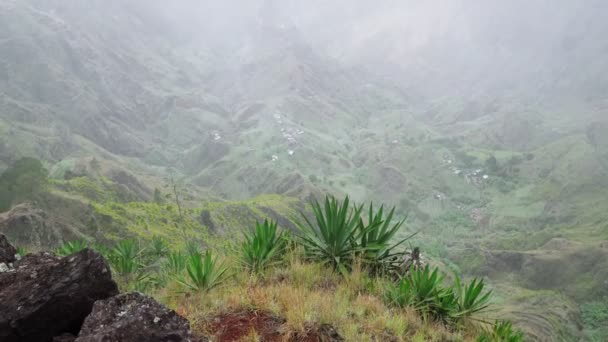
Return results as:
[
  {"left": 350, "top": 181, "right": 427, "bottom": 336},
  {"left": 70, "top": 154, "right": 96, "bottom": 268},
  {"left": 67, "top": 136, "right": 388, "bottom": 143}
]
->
[
  {"left": 452, "top": 276, "right": 492, "bottom": 321},
  {"left": 296, "top": 195, "right": 363, "bottom": 272},
  {"left": 240, "top": 219, "right": 287, "bottom": 273},
  {"left": 355, "top": 203, "right": 415, "bottom": 276},
  {"left": 148, "top": 235, "right": 169, "bottom": 260},
  {"left": 185, "top": 240, "right": 201, "bottom": 256},
  {"left": 178, "top": 251, "right": 228, "bottom": 292},
  {"left": 477, "top": 321, "right": 524, "bottom": 342},
  {"left": 91, "top": 242, "right": 112, "bottom": 260},
  {"left": 55, "top": 240, "right": 88, "bottom": 257},
  {"left": 16, "top": 246, "right": 28, "bottom": 257},
  {"left": 164, "top": 250, "right": 187, "bottom": 275},
  {"left": 386, "top": 266, "right": 445, "bottom": 314},
  {"left": 297, "top": 195, "right": 413, "bottom": 275},
  {"left": 109, "top": 239, "right": 144, "bottom": 277},
  {"left": 0, "top": 157, "right": 48, "bottom": 211},
  {"left": 386, "top": 266, "right": 492, "bottom": 325}
]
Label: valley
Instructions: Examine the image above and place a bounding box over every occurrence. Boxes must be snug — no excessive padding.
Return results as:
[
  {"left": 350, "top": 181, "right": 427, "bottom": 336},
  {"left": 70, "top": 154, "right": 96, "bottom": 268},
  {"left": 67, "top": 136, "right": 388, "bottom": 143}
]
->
[{"left": 1, "top": 0, "right": 607, "bottom": 340}]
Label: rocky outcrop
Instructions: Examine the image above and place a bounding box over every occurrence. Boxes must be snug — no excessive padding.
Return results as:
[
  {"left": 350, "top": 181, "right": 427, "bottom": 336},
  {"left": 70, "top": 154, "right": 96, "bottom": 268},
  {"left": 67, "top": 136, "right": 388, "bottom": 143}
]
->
[
  {"left": 0, "top": 247, "right": 118, "bottom": 342},
  {"left": 75, "top": 292, "right": 204, "bottom": 342},
  {"left": 0, "top": 203, "right": 87, "bottom": 248},
  {"left": 483, "top": 238, "right": 608, "bottom": 297},
  {"left": 0, "top": 235, "right": 206, "bottom": 342},
  {"left": 0, "top": 234, "right": 17, "bottom": 264}
]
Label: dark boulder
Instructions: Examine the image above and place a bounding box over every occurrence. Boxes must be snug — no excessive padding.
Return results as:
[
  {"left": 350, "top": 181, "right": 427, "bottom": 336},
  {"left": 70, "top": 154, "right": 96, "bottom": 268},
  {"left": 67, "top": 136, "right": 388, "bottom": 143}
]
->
[
  {"left": 0, "top": 234, "right": 17, "bottom": 264},
  {"left": 75, "top": 292, "right": 205, "bottom": 342},
  {"left": 52, "top": 334, "right": 77, "bottom": 342},
  {"left": 0, "top": 248, "right": 118, "bottom": 342}
]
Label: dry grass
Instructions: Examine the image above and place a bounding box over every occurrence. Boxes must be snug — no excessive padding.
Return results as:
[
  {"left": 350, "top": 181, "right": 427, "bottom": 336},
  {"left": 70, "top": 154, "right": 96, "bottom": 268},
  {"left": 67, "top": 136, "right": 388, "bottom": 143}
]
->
[{"left": 155, "top": 251, "right": 480, "bottom": 342}]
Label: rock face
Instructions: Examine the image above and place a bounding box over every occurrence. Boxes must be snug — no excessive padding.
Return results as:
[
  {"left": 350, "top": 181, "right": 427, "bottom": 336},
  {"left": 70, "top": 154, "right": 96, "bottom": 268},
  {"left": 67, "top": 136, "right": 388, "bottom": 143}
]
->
[
  {"left": 0, "top": 234, "right": 17, "bottom": 264},
  {"left": 0, "top": 202, "right": 90, "bottom": 248},
  {"left": 0, "top": 248, "right": 118, "bottom": 342},
  {"left": 75, "top": 292, "right": 205, "bottom": 342}
]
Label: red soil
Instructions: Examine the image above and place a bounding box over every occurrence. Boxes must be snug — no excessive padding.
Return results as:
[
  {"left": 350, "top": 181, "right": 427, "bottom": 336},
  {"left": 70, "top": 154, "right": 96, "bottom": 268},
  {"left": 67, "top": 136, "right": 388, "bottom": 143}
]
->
[
  {"left": 205, "top": 309, "right": 344, "bottom": 342},
  {"left": 207, "top": 309, "right": 285, "bottom": 342}
]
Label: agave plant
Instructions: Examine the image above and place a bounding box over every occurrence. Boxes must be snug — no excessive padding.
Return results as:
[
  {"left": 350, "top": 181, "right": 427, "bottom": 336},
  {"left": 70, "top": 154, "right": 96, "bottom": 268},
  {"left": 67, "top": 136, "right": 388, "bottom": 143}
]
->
[
  {"left": 355, "top": 203, "right": 416, "bottom": 276},
  {"left": 476, "top": 321, "right": 524, "bottom": 342},
  {"left": 387, "top": 266, "right": 493, "bottom": 325},
  {"left": 109, "top": 239, "right": 144, "bottom": 276},
  {"left": 149, "top": 235, "right": 169, "bottom": 259},
  {"left": 241, "top": 219, "right": 287, "bottom": 273},
  {"left": 55, "top": 240, "right": 88, "bottom": 257},
  {"left": 185, "top": 240, "right": 201, "bottom": 257},
  {"left": 164, "top": 250, "right": 187, "bottom": 275},
  {"left": 16, "top": 246, "right": 28, "bottom": 258},
  {"left": 178, "top": 251, "right": 228, "bottom": 292},
  {"left": 296, "top": 195, "right": 364, "bottom": 271},
  {"left": 392, "top": 266, "right": 445, "bottom": 312},
  {"left": 91, "top": 242, "right": 112, "bottom": 260},
  {"left": 453, "top": 276, "right": 492, "bottom": 321}
]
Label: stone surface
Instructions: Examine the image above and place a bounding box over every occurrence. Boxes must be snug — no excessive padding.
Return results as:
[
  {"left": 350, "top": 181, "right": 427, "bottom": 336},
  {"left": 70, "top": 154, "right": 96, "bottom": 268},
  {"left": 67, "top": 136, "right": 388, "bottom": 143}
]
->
[
  {"left": 0, "top": 248, "right": 118, "bottom": 342},
  {"left": 75, "top": 292, "right": 205, "bottom": 342},
  {"left": 52, "top": 333, "right": 77, "bottom": 342},
  {"left": 0, "top": 234, "right": 17, "bottom": 264}
]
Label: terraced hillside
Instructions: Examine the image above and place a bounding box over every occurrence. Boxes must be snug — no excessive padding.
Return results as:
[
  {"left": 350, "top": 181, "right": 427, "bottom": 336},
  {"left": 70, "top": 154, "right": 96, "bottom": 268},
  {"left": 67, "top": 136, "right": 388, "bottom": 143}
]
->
[{"left": 1, "top": 1, "right": 608, "bottom": 340}]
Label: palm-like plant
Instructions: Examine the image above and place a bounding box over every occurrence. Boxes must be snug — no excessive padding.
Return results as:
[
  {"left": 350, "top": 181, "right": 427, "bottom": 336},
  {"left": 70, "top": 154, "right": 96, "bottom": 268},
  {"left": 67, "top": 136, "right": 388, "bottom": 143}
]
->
[
  {"left": 241, "top": 219, "right": 287, "bottom": 273},
  {"left": 164, "top": 250, "right": 187, "bottom": 275},
  {"left": 55, "top": 240, "right": 88, "bottom": 257},
  {"left": 387, "top": 266, "right": 493, "bottom": 325},
  {"left": 453, "top": 276, "right": 492, "bottom": 321},
  {"left": 297, "top": 195, "right": 364, "bottom": 271},
  {"left": 16, "top": 246, "right": 28, "bottom": 257},
  {"left": 178, "top": 251, "right": 228, "bottom": 292},
  {"left": 109, "top": 239, "right": 144, "bottom": 276},
  {"left": 149, "top": 236, "right": 169, "bottom": 259},
  {"left": 399, "top": 266, "right": 445, "bottom": 313},
  {"left": 476, "top": 321, "right": 524, "bottom": 342},
  {"left": 355, "top": 203, "right": 415, "bottom": 275}
]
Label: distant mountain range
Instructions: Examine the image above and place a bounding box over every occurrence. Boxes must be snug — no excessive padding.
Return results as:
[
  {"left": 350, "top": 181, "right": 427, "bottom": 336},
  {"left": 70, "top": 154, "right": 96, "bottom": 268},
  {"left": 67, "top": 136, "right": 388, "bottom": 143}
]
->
[{"left": 1, "top": 1, "right": 607, "bottom": 340}]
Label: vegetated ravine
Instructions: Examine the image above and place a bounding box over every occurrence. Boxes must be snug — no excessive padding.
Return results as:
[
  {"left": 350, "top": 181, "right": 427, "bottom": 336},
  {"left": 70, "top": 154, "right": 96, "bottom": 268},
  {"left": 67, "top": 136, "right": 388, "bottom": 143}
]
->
[{"left": 1, "top": 1, "right": 607, "bottom": 341}]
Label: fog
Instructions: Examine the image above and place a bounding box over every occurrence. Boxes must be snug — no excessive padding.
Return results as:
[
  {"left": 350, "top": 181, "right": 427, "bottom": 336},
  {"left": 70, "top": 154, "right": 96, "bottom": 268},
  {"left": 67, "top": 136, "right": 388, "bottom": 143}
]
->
[
  {"left": 1, "top": 1, "right": 608, "bottom": 339},
  {"left": 121, "top": 0, "right": 608, "bottom": 111}
]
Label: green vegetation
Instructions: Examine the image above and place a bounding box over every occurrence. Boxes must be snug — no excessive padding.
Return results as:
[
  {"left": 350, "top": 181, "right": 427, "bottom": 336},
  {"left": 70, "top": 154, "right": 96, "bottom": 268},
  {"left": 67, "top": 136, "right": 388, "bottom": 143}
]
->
[
  {"left": 55, "top": 240, "right": 87, "bottom": 257},
  {"left": 581, "top": 298, "right": 608, "bottom": 341},
  {"left": 240, "top": 219, "right": 287, "bottom": 273},
  {"left": 108, "top": 239, "right": 144, "bottom": 278},
  {"left": 165, "top": 251, "right": 187, "bottom": 275},
  {"left": 296, "top": 195, "right": 413, "bottom": 276},
  {"left": 0, "top": 157, "right": 48, "bottom": 211},
  {"left": 46, "top": 193, "right": 520, "bottom": 340},
  {"left": 177, "top": 251, "right": 229, "bottom": 292},
  {"left": 356, "top": 203, "right": 413, "bottom": 277},
  {"left": 385, "top": 266, "right": 491, "bottom": 326},
  {"left": 477, "top": 321, "right": 524, "bottom": 342},
  {"left": 16, "top": 246, "right": 28, "bottom": 257},
  {"left": 296, "top": 195, "right": 364, "bottom": 271}
]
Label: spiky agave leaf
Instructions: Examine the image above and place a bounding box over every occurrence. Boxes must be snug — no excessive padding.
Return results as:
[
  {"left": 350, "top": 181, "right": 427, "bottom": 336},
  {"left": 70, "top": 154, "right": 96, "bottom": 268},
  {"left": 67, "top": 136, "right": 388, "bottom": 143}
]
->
[
  {"left": 178, "top": 251, "right": 228, "bottom": 292},
  {"left": 355, "top": 203, "right": 417, "bottom": 276},
  {"left": 55, "top": 240, "right": 88, "bottom": 257},
  {"left": 296, "top": 195, "right": 363, "bottom": 272},
  {"left": 476, "top": 321, "right": 524, "bottom": 342},
  {"left": 241, "top": 219, "right": 287, "bottom": 273},
  {"left": 109, "top": 239, "right": 145, "bottom": 276},
  {"left": 452, "top": 275, "right": 493, "bottom": 320},
  {"left": 165, "top": 250, "right": 187, "bottom": 275}
]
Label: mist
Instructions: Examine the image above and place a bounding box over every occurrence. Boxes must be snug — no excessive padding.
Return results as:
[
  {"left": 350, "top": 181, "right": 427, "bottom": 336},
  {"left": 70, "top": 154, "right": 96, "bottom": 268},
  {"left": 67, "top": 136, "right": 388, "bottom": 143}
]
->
[{"left": 0, "top": 1, "right": 607, "bottom": 341}]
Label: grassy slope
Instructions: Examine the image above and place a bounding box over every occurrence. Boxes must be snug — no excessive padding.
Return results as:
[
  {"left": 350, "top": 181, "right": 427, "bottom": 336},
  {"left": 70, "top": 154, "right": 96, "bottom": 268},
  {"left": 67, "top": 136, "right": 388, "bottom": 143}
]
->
[{"left": 160, "top": 256, "right": 482, "bottom": 342}]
